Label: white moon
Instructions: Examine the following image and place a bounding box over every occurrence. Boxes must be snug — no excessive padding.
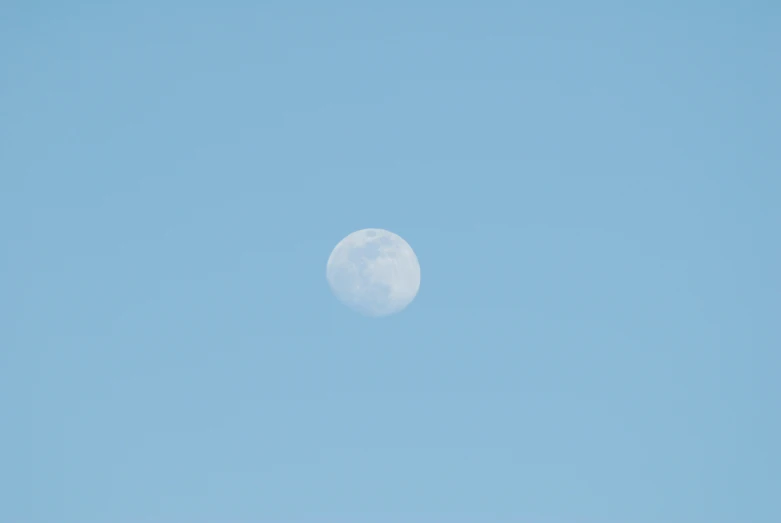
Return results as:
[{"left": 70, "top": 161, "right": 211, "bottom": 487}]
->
[{"left": 326, "top": 228, "right": 421, "bottom": 317}]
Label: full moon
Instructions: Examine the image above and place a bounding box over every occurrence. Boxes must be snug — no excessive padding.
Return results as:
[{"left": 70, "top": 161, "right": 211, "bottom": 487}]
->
[{"left": 326, "top": 228, "right": 421, "bottom": 317}]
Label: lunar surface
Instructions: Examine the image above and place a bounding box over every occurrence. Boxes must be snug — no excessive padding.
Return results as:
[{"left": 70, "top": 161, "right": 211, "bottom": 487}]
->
[{"left": 326, "top": 228, "right": 421, "bottom": 317}]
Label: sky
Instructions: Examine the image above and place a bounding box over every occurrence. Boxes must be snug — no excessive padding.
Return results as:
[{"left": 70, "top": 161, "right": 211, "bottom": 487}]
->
[{"left": 1, "top": 1, "right": 779, "bottom": 522}]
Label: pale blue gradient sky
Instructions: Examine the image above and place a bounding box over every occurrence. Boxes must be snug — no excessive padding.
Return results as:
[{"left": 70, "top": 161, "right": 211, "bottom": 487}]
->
[{"left": 1, "top": 2, "right": 779, "bottom": 522}]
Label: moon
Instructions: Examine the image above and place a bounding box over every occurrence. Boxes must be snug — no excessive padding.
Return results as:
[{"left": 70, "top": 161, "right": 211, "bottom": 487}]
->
[{"left": 326, "top": 228, "right": 421, "bottom": 317}]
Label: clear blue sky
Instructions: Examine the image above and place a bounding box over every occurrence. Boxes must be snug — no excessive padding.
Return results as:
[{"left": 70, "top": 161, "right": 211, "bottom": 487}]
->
[{"left": 2, "top": 2, "right": 779, "bottom": 522}]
